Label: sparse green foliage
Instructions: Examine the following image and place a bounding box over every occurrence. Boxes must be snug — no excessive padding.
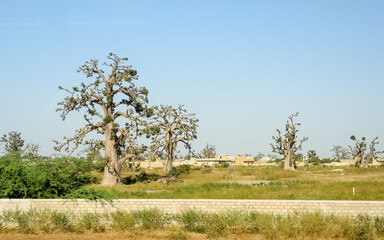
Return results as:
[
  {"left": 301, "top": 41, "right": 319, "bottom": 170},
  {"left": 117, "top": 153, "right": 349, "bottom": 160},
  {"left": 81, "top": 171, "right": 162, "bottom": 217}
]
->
[
  {"left": 55, "top": 53, "right": 150, "bottom": 186},
  {"left": 271, "top": 113, "right": 308, "bottom": 170},
  {"left": 307, "top": 150, "right": 318, "bottom": 159},
  {"left": 349, "top": 136, "right": 383, "bottom": 167},
  {"left": 254, "top": 152, "right": 265, "bottom": 161},
  {"left": 0, "top": 131, "right": 24, "bottom": 155},
  {"left": 145, "top": 105, "right": 198, "bottom": 172},
  {"left": 200, "top": 143, "right": 216, "bottom": 158}
]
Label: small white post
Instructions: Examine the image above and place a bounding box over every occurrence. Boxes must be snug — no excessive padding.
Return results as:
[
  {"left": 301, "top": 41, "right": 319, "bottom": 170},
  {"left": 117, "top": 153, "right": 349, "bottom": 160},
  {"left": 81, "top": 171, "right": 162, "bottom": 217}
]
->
[{"left": 353, "top": 187, "right": 355, "bottom": 196}]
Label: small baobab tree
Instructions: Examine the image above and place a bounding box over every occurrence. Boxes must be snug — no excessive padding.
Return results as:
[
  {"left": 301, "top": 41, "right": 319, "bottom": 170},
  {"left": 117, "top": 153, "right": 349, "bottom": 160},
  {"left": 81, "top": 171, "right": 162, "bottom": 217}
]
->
[
  {"left": 145, "top": 105, "right": 198, "bottom": 172},
  {"left": 330, "top": 145, "right": 351, "bottom": 160},
  {"left": 271, "top": 112, "right": 308, "bottom": 170},
  {"left": 307, "top": 149, "right": 318, "bottom": 159},
  {"left": 254, "top": 152, "right": 265, "bottom": 161},
  {"left": 1, "top": 131, "right": 24, "bottom": 155},
  {"left": 54, "top": 53, "right": 149, "bottom": 186},
  {"left": 200, "top": 143, "right": 216, "bottom": 159},
  {"left": 349, "top": 135, "right": 383, "bottom": 168},
  {"left": 26, "top": 143, "right": 40, "bottom": 158}
]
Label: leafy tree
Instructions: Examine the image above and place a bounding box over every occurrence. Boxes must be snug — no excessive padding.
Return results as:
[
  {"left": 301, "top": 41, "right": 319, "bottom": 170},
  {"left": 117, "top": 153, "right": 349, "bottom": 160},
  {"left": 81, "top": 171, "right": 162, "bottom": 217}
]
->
[
  {"left": 200, "top": 143, "right": 216, "bottom": 158},
  {"left": 1, "top": 131, "right": 24, "bottom": 155},
  {"left": 55, "top": 53, "right": 149, "bottom": 186},
  {"left": 146, "top": 105, "right": 198, "bottom": 172},
  {"left": 307, "top": 149, "right": 318, "bottom": 159},
  {"left": 254, "top": 152, "right": 265, "bottom": 161},
  {"left": 349, "top": 136, "right": 383, "bottom": 168},
  {"left": 271, "top": 113, "right": 308, "bottom": 170},
  {"left": 330, "top": 145, "right": 350, "bottom": 159}
]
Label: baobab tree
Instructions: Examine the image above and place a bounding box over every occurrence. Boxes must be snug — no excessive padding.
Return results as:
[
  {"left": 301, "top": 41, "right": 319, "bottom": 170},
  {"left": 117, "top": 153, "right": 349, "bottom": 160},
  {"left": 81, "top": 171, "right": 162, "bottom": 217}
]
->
[
  {"left": 200, "top": 143, "right": 216, "bottom": 158},
  {"left": 26, "top": 143, "right": 40, "bottom": 158},
  {"left": 145, "top": 105, "right": 198, "bottom": 172},
  {"left": 1, "top": 131, "right": 24, "bottom": 155},
  {"left": 271, "top": 113, "right": 308, "bottom": 170},
  {"left": 349, "top": 136, "right": 382, "bottom": 168},
  {"left": 54, "top": 53, "right": 149, "bottom": 186},
  {"left": 307, "top": 149, "right": 318, "bottom": 159},
  {"left": 330, "top": 145, "right": 350, "bottom": 159}
]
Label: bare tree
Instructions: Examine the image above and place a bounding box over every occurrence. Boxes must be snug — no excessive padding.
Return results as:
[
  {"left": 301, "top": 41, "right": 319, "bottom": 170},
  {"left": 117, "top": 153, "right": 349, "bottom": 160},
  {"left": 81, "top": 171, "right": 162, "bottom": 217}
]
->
[
  {"left": 271, "top": 113, "right": 308, "bottom": 170},
  {"left": 1, "top": 131, "right": 24, "bottom": 155},
  {"left": 200, "top": 143, "right": 216, "bottom": 158},
  {"left": 365, "top": 137, "right": 384, "bottom": 168},
  {"left": 54, "top": 53, "right": 149, "bottom": 186},
  {"left": 330, "top": 145, "right": 350, "bottom": 159},
  {"left": 146, "top": 105, "right": 198, "bottom": 172},
  {"left": 26, "top": 143, "right": 40, "bottom": 158},
  {"left": 350, "top": 136, "right": 383, "bottom": 168}
]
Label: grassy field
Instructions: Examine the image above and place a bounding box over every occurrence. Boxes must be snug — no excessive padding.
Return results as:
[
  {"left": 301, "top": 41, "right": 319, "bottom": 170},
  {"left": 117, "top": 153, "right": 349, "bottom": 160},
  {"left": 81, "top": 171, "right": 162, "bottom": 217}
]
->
[
  {"left": 92, "top": 165, "right": 384, "bottom": 200},
  {"left": 0, "top": 209, "right": 383, "bottom": 239}
]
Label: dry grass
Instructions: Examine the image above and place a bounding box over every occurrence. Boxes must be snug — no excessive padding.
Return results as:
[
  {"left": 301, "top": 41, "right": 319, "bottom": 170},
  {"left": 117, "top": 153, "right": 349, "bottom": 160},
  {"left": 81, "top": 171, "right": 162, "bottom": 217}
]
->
[
  {"left": 91, "top": 165, "right": 384, "bottom": 200},
  {"left": 1, "top": 209, "right": 384, "bottom": 239}
]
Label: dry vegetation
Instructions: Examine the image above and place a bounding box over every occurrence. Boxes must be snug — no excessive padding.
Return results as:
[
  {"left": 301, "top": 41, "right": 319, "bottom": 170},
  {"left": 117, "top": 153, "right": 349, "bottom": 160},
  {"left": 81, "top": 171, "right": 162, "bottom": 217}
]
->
[
  {"left": 91, "top": 165, "right": 384, "bottom": 200},
  {"left": 0, "top": 209, "right": 383, "bottom": 239}
]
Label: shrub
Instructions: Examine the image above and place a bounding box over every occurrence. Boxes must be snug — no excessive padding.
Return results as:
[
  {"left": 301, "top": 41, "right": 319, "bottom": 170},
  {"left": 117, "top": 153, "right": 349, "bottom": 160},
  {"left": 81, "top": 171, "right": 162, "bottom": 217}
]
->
[
  {"left": 78, "top": 212, "right": 106, "bottom": 233},
  {"left": 111, "top": 211, "right": 135, "bottom": 231},
  {"left": 0, "top": 156, "right": 98, "bottom": 199},
  {"left": 180, "top": 210, "right": 205, "bottom": 233},
  {"left": 134, "top": 209, "right": 166, "bottom": 230},
  {"left": 169, "top": 165, "right": 192, "bottom": 177},
  {"left": 122, "top": 171, "right": 162, "bottom": 185}
]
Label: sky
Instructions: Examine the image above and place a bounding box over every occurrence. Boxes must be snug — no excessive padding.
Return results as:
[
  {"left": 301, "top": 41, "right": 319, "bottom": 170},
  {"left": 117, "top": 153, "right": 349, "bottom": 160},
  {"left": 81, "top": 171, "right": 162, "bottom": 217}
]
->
[{"left": 0, "top": 0, "right": 383, "bottom": 158}]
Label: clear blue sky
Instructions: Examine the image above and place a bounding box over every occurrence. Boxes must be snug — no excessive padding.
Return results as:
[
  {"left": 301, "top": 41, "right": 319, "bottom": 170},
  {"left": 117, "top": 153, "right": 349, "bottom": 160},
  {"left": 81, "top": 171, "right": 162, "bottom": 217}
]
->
[{"left": 1, "top": 0, "right": 383, "bottom": 158}]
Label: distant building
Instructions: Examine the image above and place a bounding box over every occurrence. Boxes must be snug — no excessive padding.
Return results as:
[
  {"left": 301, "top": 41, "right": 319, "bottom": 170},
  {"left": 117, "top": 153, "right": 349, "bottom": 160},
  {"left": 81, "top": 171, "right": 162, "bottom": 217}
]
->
[{"left": 194, "top": 154, "right": 255, "bottom": 166}]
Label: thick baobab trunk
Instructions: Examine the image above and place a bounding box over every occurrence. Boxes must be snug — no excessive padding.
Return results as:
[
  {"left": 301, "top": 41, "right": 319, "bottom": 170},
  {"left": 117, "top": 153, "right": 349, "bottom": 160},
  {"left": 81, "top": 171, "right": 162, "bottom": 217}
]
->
[
  {"left": 284, "top": 149, "right": 295, "bottom": 170},
  {"left": 163, "top": 147, "right": 174, "bottom": 172},
  {"left": 163, "top": 134, "right": 174, "bottom": 172},
  {"left": 101, "top": 124, "right": 122, "bottom": 186},
  {"left": 164, "top": 158, "right": 173, "bottom": 172}
]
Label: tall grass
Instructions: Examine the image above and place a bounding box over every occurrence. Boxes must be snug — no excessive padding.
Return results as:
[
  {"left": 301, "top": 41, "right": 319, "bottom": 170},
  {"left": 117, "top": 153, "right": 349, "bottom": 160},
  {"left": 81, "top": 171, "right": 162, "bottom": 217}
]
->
[{"left": 0, "top": 209, "right": 383, "bottom": 239}]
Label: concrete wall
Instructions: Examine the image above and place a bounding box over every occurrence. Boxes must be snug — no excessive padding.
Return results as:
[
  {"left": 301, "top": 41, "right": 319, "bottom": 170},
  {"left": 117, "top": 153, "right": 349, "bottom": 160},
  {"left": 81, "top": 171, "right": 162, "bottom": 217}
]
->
[{"left": 0, "top": 199, "right": 383, "bottom": 216}]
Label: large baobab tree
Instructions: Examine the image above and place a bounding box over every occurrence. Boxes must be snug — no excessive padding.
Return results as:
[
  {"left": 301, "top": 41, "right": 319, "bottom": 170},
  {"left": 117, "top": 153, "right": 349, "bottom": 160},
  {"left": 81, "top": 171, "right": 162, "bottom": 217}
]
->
[
  {"left": 55, "top": 53, "right": 149, "bottom": 186},
  {"left": 271, "top": 112, "right": 308, "bottom": 170},
  {"left": 146, "top": 105, "right": 198, "bottom": 172},
  {"left": 349, "top": 136, "right": 382, "bottom": 168}
]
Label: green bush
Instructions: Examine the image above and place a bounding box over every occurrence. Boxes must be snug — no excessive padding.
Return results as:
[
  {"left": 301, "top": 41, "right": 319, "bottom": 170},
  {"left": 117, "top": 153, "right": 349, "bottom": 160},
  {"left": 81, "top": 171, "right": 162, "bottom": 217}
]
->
[
  {"left": 133, "top": 209, "right": 166, "bottom": 230},
  {"left": 110, "top": 211, "right": 135, "bottom": 231},
  {"left": 169, "top": 165, "right": 192, "bottom": 177},
  {"left": 0, "top": 155, "right": 98, "bottom": 199},
  {"left": 122, "top": 171, "right": 162, "bottom": 185},
  {"left": 79, "top": 212, "right": 106, "bottom": 233}
]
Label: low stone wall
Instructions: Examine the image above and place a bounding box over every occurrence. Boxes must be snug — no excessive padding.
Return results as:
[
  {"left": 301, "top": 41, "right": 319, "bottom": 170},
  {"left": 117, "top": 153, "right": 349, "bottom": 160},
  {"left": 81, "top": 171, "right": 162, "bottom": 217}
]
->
[{"left": 0, "top": 199, "right": 383, "bottom": 216}]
